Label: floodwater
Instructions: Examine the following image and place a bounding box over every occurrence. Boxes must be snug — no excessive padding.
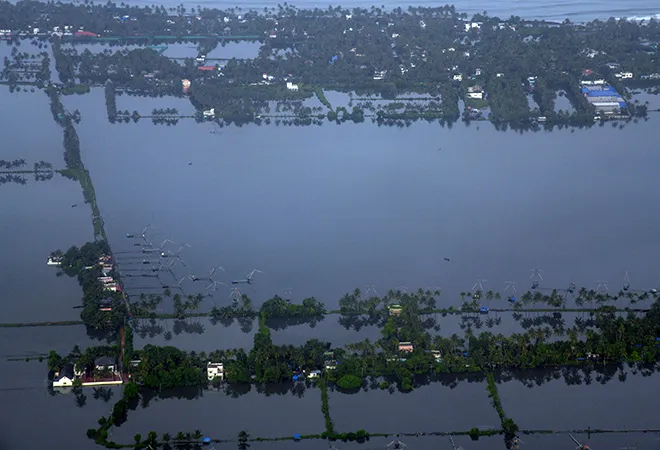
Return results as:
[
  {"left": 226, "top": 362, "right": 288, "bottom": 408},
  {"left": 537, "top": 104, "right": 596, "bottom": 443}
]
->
[
  {"left": 63, "top": 88, "right": 660, "bottom": 314},
  {"left": 0, "top": 326, "right": 115, "bottom": 450},
  {"left": 269, "top": 317, "right": 381, "bottom": 347},
  {"left": 0, "top": 88, "right": 93, "bottom": 323},
  {"left": 498, "top": 369, "right": 660, "bottom": 430},
  {"left": 329, "top": 378, "right": 500, "bottom": 433},
  {"left": 2, "top": 26, "right": 660, "bottom": 444},
  {"left": 132, "top": 317, "right": 257, "bottom": 351},
  {"left": 111, "top": 385, "right": 324, "bottom": 441}
]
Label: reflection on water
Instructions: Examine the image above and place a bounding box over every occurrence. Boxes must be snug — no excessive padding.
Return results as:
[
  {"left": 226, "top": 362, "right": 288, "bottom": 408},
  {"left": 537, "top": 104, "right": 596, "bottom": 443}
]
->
[
  {"left": 329, "top": 376, "right": 499, "bottom": 434},
  {"left": 498, "top": 368, "right": 660, "bottom": 430},
  {"left": 112, "top": 384, "right": 324, "bottom": 441}
]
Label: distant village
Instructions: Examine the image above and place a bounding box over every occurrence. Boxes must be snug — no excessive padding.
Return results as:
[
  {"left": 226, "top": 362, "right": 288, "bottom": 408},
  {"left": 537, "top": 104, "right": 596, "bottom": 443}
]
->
[{"left": 2, "top": 3, "right": 659, "bottom": 124}]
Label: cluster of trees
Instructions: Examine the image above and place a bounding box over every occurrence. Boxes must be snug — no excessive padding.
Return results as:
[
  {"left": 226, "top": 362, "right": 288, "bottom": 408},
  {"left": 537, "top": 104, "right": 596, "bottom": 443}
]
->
[
  {"left": 133, "top": 345, "right": 206, "bottom": 389},
  {"left": 0, "top": 49, "right": 49, "bottom": 86},
  {"left": 152, "top": 107, "right": 179, "bottom": 115},
  {"left": 260, "top": 295, "right": 326, "bottom": 318},
  {"left": 56, "top": 241, "right": 128, "bottom": 331},
  {"left": 0, "top": 174, "right": 27, "bottom": 185},
  {"left": 104, "top": 82, "right": 117, "bottom": 122},
  {"left": 52, "top": 40, "right": 76, "bottom": 84},
  {"left": 33, "top": 160, "right": 54, "bottom": 171},
  {"left": 0, "top": 159, "right": 26, "bottom": 169},
  {"left": 210, "top": 294, "right": 255, "bottom": 321},
  {"left": 1, "top": 2, "right": 660, "bottom": 121}
]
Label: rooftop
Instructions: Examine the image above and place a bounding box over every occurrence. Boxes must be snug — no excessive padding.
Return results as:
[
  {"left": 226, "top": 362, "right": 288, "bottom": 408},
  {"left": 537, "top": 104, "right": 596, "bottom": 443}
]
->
[{"left": 95, "top": 356, "right": 115, "bottom": 367}]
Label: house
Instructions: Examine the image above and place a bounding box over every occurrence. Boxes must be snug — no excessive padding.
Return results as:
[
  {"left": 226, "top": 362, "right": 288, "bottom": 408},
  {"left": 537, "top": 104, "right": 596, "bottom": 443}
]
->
[
  {"left": 430, "top": 350, "right": 442, "bottom": 362},
  {"left": 53, "top": 364, "right": 75, "bottom": 387},
  {"left": 398, "top": 342, "right": 414, "bottom": 353},
  {"left": 323, "top": 351, "right": 337, "bottom": 370},
  {"left": 307, "top": 369, "right": 322, "bottom": 379},
  {"left": 198, "top": 65, "right": 215, "bottom": 71},
  {"left": 464, "top": 22, "right": 482, "bottom": 32},
  {"left": 47, "top": 256, "right": 62, "bottom": 266},
  {"left": 286, "top": 81, "right": 299, "bottom": 91},
  {"left": 207, "top": 362, "right": 224, "bottom": 381},
  {"left": 388, "top": 304, "right": 402, "bottom": 316},
  {"left": 615, "top": 72, "right": 633, "bottom": 79},
  {"left": 74, "top": 30, "right": 98, "bottom": 37},
  {"left": 474, "top": 68, "right": 482, "bottom": 77},
  {"left": 182, "top": 79, "right": 191, "bottom": 94},
  {"left": 203, "top": 108, "right": 215, "bottom": 119},
  {"left": 98, "top": 297, "right": 113, "bottom": 312},
  {"left": 467, "top": 85, "right": 484, "bottom": 99},
  {"left": 452, "top": 74, "right": 463, "bottom": 82},
  {"left": 95, "top": 356, "right": 116, "bottom": 373}
]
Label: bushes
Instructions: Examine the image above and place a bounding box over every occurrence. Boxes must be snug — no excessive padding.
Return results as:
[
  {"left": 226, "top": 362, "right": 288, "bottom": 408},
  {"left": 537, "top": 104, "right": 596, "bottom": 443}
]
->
[
  {"left": 319, "top": 377, "right": 335, "bottom": 435},
  {"left": 336, "top": 374, "right": 361, "bottom": 390}
]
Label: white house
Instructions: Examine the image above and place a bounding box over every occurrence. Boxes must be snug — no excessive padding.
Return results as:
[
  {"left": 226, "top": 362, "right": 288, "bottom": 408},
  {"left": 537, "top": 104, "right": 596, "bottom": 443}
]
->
[
  {"left": 453, "top": 74, "right": 463, "bottom": 82},
  {"left": 95, "top": 356, "right": 116, "bottom": 373},
  {"left": 203, "top": 108, "right": 215, "bottom": 118},
  {"left": 286, "top": 82, "right": 299, "bottom": 91},
  {"left": 307, "top": 369, "right": 322, "bottom": 379},
  {"left": 53, "top": 364, "right": 75, "bottom": 387},
  {"left": 615, "top": 72, "right": 633, "bottom": 79},
  {"left": 464, "top": 22, "right": 481, "bottom": 32},
  {"left": 207, "top": 362, "right": 224, "bottom": 381},
  {"left": 467, "top": 85, "right": 484, "bottom": 99}
]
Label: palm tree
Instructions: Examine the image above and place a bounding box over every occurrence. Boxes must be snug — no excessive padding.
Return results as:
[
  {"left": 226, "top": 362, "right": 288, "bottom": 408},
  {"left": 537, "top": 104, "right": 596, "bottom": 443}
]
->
[
  {"left": 163, "top": 433, "right": 171, "bottom": 442},
  {"left": 238, "top": 431, "right": 250, "bottom": 450}
]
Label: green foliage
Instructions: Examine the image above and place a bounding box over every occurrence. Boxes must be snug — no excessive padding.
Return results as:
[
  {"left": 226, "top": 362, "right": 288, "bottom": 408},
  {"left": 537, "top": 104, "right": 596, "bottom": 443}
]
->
[
  {"left": 336, "top": 374, "right": 361, "bottom": 390},
  {"left": 238, "top": 431, "right": 250, "bottom": 450},
  {"left": 123, "top": 381, "right": 139, "bottom": 401},
  {"left": 47, "top": 350, "right": 65, "bottom": 372},
  {"left": 260, "top": 296, "right": 326, "bottom": 319},
  {"left": 315, "top": 88, "right": 332, "bottom": 110},
  {"left": 133, "top": 345, "right": 205, "bottom": 389},
  {"left": 319, "top": 377, "right": 335, "bottom": 435},
  {"left": 104, "top": 82, "right": 117, "bottom": 122}
]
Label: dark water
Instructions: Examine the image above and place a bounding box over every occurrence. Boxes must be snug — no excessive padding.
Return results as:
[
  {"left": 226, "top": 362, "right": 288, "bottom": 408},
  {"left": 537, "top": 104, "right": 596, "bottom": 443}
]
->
[
  {"left": 63, "top": 88, "right": 660, "bottom": 315},
  {"left": 499, "top": 370, "right": 660, "bottom": 430},
  {"left": 0, "top": 87, "right": 93, "bottom": 323},
  {"left": 1, "top": 49, "right": 660, "bottom": 446},
  {"left": 329, "top": 378, "right": 500, "bottom": 433},
  {"left": 132, "top": 317, "right": 257, "bottom": 350},
  {"left": 111, "top": 385, "right": 324, "bottom": 441},
  {"left": 0, "top": 327, "right": 116, "bottom": 450}
]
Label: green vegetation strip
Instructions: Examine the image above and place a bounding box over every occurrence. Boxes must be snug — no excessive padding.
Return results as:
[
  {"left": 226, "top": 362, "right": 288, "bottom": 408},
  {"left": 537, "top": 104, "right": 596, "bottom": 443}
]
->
[
  {"left": 486, "top": 373, "right": 519, "bottom": 443},
  {"left": 319, "top": 377, "right": 336, "bottom": 437}
]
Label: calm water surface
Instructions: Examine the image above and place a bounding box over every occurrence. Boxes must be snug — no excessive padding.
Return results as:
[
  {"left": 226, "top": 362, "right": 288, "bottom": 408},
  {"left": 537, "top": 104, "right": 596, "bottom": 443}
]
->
[
  {"left": 0, "top": 88, "right": 93, "bottom": 322},
  {"left": 498, "top": 370, "right": 660, "bottom": 430},
  {"left": 63, "top": 89, "right": 660, "bottom": 315},
  {"left": 112, "top": 386, "right": 324, "bottom": 441},
  {"left": 0, "top": 327, "right": 115, "bottom": 450},
  {"left": 329, "top": 378, "right": 500, "bottom": 433}
]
